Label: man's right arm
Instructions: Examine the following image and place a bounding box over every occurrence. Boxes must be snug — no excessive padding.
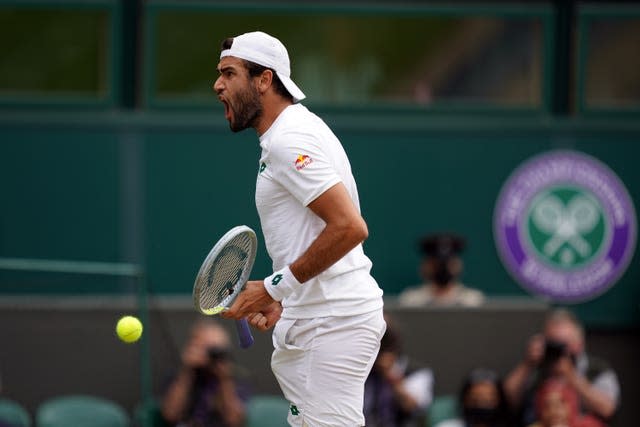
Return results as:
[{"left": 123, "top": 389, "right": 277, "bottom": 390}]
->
[
  {"left": 564, "top": 363, "right": 619, "bottom": 420},
  {"left": 503, "top": 361, "right": 533, "bottom": 408},
  {"left": 504, "top": 334, "right": 545, "bottom": 407},
  {"left": 161, "top": 368, "right": 194, "bottom": 423}
]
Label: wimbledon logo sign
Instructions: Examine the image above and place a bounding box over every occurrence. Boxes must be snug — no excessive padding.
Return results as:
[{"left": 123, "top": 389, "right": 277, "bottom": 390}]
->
[{"left": 494, "top": 150, "right": 636, "bottom": 302}]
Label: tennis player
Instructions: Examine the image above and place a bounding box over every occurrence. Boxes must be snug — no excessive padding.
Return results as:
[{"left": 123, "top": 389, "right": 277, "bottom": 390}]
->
[{"left": 215, "top": 31, "right": 385, "bottom": 426}]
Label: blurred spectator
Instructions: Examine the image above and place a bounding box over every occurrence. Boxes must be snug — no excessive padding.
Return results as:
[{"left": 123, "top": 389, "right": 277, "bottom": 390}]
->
[
  {"left": 503, "top": 309, "right": 619, "bottom": 427},
  {"left": 435, "top": 368, "right": 511, "bottom": 427},
  {"left": 160, "top": 319, "right": 249, "bottom": 427},
  {"left": 364, "top": 313, "right": 434, "bottom": 426},
  {"left": 527, "top": 378, "right": 605, "bottom": 427},
  {"left": 398, "top": 233, "right": 485, "bottom": 307}
]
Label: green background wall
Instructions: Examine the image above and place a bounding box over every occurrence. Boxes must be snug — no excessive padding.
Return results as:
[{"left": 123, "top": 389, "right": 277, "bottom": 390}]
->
[{"left": 1, "top": 112, "right": 638, "bottom": 327}]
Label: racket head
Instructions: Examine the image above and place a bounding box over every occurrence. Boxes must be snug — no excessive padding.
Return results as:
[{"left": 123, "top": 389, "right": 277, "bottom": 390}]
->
[{"left": 193, "top": 225, "right": 257, "bottom": 315}]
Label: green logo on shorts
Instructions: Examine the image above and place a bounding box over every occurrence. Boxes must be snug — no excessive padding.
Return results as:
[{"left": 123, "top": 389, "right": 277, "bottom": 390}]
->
[
  {"left": 271, "top": 274, "right": 283, "bottom": 286},
  {"left": 259, "top": 162, "right": 267, "bottom": 173},
  {"left": 526, "top": 187, "right": 607, "bottom": 268},
  {"left": 290, "top": 405, "right": 299, "bottom": 416}
]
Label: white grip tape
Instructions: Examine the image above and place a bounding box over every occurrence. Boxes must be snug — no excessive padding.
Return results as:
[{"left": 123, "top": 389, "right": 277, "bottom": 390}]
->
[{"left": 264, "top": 266, "right": 303, "bottom": 302}]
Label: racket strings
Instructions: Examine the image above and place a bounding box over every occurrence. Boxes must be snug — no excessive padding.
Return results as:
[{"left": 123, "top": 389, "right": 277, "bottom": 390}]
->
[{"left": 198, "top": 233, "right": 253, "bottom": 311}]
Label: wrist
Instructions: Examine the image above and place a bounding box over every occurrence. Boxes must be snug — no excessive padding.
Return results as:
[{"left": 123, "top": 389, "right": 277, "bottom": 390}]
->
[
  {"left": 177, "top": 367, "right": 196, "bottom": 382},
  {"left": 565, "top": 369, "right": 582, "bottom": 387},
  {"left": 386, "top": 372, "right": 403, "bottom": 388},
  {"left": 264, "top": 266, "right": 303, "bottom": 302},
  {"left": 217, "top": 375, "right": 236, "bottom": 386},
  {"left": 523, "top": 358, "right": 538, "bottom": 370}
]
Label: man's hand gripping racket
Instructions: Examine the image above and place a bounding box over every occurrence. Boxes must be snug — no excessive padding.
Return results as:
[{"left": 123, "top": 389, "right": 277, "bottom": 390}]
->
[{"left": 192, "top": 225, "right": 256, "bottom": 348}]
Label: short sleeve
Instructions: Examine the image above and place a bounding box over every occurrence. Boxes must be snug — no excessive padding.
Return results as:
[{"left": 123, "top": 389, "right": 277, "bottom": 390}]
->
[
  {"left": 404, "top": 368, "right": 434, "bottom": 409},
  {"left": 592, "top": 369, "right": 621, "bottom": 404},
  {"left": 269, "top": 130, "right": 342, "bottom": 206}
]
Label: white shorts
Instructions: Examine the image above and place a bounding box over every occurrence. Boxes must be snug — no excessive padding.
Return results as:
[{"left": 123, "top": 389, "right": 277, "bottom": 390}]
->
[{"left": 271, "top": 310, "right": 386, "bottom": 427}]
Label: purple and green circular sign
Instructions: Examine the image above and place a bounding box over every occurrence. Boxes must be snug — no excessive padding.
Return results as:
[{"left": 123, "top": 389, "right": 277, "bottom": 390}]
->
[{"left": 494, "top": 150, "right": 636, "bottom": 302}]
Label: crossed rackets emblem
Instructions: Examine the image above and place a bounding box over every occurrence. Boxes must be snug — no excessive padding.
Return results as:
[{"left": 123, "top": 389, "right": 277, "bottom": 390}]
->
[{"left": 531, "top": 193, "right": 601, "bottom": 262}]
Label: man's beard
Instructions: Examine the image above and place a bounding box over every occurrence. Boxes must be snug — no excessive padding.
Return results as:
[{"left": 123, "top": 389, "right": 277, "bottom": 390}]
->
[{"left": 229, "top": 84, "right": 262, "bottom": 133}]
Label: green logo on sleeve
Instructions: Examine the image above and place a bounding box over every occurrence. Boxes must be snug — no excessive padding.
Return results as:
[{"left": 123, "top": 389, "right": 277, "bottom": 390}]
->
[
  {"left": 271, "top": 274, "right": 283, "bottom": 286},
  {"left": 259, "top": 162, "right": 267, "bottom": 173},
  {"left": 290, "top": 405, "right": 299, "bottom": 416}
]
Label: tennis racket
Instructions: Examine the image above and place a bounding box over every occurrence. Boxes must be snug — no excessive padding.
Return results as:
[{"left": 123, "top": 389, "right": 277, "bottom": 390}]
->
[{"left": 193, "top": 225, "right": 256, "bottom": 348}]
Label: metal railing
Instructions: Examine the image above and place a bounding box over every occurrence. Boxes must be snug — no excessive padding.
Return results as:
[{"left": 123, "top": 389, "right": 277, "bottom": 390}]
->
[{"left": 0, "top": 257, "right": 153, "bottom": 427}]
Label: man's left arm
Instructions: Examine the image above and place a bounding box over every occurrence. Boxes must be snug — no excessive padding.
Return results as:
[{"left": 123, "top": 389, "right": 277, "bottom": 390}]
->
[
  {"left": 223, "top": 182, "right": 366, "bottom": 320},
  {"left": 559, "top": 358, "right": 619, "bottom": 419},
  {"left": 289, "top": 182, "right": 367, "bottom": 282},
  {"left": 570, "top": 373, "right": 618, "bottom": 419}
]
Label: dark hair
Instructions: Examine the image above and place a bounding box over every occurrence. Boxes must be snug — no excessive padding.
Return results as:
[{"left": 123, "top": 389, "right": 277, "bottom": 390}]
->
[
  {"left": 419, "top": 233, "right": 466, "bottom": 259},
  {"left": 220, "top": 37, "right": 294, "bottom": 102},
  {"left": 458, "top": 368, "right": 511, "bottom": 425},
  {"left": 461, "top": 368, "right": 499, "bottom": 391},
  {"left": 379, "top": 325, "right": 402, "bottom": 354}
]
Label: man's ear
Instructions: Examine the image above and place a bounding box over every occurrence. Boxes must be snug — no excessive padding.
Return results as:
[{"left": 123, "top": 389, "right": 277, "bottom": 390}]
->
[{"left": 257, "top": 69, "right": 274, "bottom": 94}]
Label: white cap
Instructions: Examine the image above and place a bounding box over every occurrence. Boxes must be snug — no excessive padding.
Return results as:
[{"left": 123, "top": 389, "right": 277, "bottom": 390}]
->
[{"left": 220, "top": 31, "right": 306, "bottom": 103}]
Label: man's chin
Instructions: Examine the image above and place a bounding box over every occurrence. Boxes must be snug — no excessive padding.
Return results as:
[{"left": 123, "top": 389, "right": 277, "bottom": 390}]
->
[
  {"left": 229, "top": 118, "right": 256, "bottom": 133},
  {"left": 229, "top": 122, "right": 247, "bottom": 133}
]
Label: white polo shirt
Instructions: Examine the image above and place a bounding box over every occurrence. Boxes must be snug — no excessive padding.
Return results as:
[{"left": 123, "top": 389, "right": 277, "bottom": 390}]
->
[{"left": 255, "top": 104, "right": 383, "bottom": 319}]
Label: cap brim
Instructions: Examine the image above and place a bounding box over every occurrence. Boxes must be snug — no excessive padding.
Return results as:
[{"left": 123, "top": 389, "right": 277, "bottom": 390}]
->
[{"left": 277, "top": 72, "right": 306, "bottom": 103}]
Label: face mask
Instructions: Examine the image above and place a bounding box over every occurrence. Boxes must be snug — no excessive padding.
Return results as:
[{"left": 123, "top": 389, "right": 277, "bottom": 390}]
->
[
  {"left": 432, "top": 260, "right": 453, "bottom": 286},
  {"left": 463, "top": 406, "right": 498, "bottom": 425}
]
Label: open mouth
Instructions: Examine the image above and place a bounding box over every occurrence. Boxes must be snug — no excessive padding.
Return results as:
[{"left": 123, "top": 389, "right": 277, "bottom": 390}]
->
[{"left": 219, "top": 98, "right": 231, "bottom": 121}]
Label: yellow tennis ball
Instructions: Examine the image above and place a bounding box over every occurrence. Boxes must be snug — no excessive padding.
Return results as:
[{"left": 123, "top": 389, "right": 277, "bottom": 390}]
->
[{"left": 116, "top": 315, "right": 143, "bottom": 343}]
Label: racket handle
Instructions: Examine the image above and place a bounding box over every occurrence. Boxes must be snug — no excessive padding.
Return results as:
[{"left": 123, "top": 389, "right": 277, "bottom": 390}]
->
[{"left": 235, "top": 318, "right": 254, "bottom": 348}]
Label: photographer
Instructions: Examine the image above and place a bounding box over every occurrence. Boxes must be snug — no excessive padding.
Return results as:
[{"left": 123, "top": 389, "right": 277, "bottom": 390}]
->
[
  {"left": 503, "top": 309, "right": 619, "bottom": 427},
  {"left": 398, "top": 233, "right": 485, "bottom": 307},
  {"left": 364, "top": 313, "right": 434, "bottom": 426},
  {"left": 161, "top": 319, "right": 249, "bottom": 427}
]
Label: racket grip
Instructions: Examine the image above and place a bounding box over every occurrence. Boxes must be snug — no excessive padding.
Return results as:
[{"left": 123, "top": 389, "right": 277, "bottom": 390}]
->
[{"left": 235, "top": 318, "right": 254, "bottom": 348}]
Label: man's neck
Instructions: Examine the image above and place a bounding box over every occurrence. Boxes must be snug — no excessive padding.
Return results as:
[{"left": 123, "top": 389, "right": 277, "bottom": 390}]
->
[{"left": 255, "top": 97, "right": 294, "bottom": 136}]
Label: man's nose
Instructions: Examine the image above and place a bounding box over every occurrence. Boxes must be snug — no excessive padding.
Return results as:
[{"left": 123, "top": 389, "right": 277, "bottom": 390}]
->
[{"left": 213, "top": 77, "right": 223, "bottom": 94}]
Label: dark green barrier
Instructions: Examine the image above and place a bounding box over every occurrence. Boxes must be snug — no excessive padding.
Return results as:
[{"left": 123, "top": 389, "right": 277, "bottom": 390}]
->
[{"left": 0, "top": 112, "right": 638, "bottom": 327}]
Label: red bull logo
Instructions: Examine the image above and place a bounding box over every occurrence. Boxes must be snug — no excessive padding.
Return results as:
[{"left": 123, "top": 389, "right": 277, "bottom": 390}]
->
[{"left": 295, "top": 154, "right": 313, "bottom": 170}]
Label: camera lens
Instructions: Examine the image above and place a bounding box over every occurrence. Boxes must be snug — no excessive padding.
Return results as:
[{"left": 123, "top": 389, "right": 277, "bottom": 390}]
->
[
  {"left": 207, "top": 347, "right": 230, "bottom": 361},
  {"left": 543, "top": 340, "right": 566, "bottom": 362}
]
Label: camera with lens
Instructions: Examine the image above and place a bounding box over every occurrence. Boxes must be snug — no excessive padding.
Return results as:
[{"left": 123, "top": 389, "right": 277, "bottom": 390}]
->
[
  {"left": 207, "top": 346, "right": 230, "bottom": 362},
  {"left": 542, "top": 339, "right": 567, "bottom": 364}
]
